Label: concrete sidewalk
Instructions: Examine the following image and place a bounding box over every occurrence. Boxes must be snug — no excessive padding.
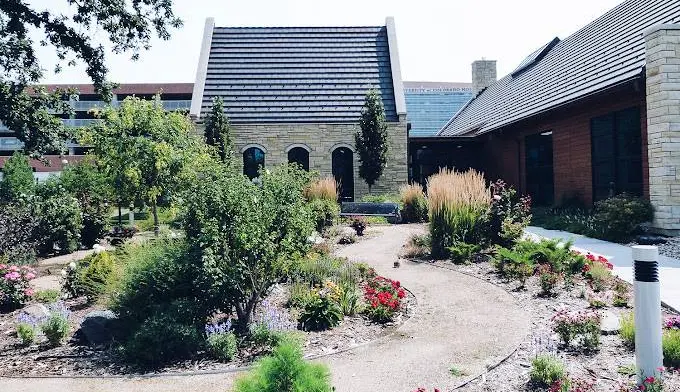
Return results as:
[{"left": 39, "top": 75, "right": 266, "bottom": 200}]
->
[{"left": 525, "top": 226, "right": 680, "bottom": 312}]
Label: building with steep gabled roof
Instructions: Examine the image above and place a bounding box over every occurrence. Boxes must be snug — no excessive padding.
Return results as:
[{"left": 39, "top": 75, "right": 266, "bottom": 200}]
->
[{"left": 190, "top": 18, "right": 408, "bottom": 201}]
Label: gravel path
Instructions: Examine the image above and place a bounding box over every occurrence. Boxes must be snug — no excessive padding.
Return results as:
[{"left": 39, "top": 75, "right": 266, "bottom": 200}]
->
[
  {"left": 0, "top": 224, "right": 529, "bottom": 392},
  {"left": 322, "top": 224, "right": 530, "bottom": 392}
]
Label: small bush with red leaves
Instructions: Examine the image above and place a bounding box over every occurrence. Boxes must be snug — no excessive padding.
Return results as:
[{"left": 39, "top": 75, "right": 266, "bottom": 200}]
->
[{"left": 363, "top": 276, "right": 406, "bottom": 323}]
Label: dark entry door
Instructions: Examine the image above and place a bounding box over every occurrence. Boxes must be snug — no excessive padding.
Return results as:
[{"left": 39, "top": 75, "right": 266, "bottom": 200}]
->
[
  {"left": 591, "top": 107, "right": 642, "bottom": 201},
  {"left": 525, "top": 133, "right": 554, "bottom": 206},
  {"left": 332, "top": 147, "right": 354, "bottom": 202}
]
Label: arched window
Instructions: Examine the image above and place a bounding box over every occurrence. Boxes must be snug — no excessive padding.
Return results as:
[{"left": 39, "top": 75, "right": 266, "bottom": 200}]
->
[
  {"left": 332, "top": 146, "right": 354, "bottom": 202},
  {"left": 243, "top": 146, "right": 265, "bottom": 180},
  {"left": 287, "top": 147, "right": 309, "bottom": 171}
]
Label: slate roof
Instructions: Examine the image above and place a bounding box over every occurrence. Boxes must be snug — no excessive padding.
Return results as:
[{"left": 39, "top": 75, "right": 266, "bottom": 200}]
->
[
  {"left": 191, "top": 19, "right": 405, "bottom": 123},
  {"left": 439, "top": 0, "right": 680, "bottom": 137}
]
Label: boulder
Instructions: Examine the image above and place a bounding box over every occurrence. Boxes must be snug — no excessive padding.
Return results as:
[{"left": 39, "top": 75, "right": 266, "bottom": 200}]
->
[
  {"left": 22, "top": 304, "right": 50, "bottom": 320},
  {"left": 601, "top": 310, "right": 620, "bottom": 335},
  {"left": 76, "top": 310, "right": 118, "bottom": 346}
]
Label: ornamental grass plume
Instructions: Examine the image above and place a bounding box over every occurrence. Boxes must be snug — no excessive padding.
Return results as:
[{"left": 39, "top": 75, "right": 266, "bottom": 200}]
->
[
  {"left": 427, "top": 168, "right": 491, "bottom": 258},
  {"left": 305, "top": 177, "right": 338, "bottom": 202},
  {"left": 400, "top": 183, "right": 428, "bottom": 223}
]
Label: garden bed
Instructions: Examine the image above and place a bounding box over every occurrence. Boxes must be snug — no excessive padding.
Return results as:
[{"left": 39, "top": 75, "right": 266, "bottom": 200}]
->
[
  {"left": 411, "top": 257, "right": 680, "bottom": 391},
  {"left": 0, "top": 280, "right": 414, "bottom": 377}
]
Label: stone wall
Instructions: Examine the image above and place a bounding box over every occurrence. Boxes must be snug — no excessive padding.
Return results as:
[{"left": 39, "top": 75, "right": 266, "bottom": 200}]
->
[
  {"left": 217, "top": 115, "right": 408, "bottom": 200},
  {"left": 645, "top": 24, "right": 680, "bottom": 234}
]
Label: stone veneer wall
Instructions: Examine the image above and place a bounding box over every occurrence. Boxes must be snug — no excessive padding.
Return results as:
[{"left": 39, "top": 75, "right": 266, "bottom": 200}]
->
[
  {"left": 645, "top": 24, "right": 680, "bottom": 234},
  {"left": 215, "top": 114, "right": 408, "bottom": 200}
]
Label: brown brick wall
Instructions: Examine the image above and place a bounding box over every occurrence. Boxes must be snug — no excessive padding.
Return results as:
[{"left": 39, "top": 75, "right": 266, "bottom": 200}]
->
[{"left": 478, "top": 81, "right": 648, "bottom": 206}]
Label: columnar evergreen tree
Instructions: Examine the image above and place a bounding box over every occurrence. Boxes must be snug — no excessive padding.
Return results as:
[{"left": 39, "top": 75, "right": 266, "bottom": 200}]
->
[
  {"left": 0, "top": 0, "right": 182, "bottom": 157},
  {"left": 355, "top": 89, "right": 389, "bottom": 194},
  {"left": 0, "top": 151, "right": 34, "bottom": 202},
  {"left": 203, "top": 97, "right": 233, "bottom": 163}
]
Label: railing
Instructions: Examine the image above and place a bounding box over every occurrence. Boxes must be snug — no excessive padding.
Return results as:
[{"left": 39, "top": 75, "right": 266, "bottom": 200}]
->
[
  {"left": 62, "top": 118, "right": 100, "bottom": 127},
  {"left": 0, "top": 137, "right": 24, "bottom": 150},
  {"left": 161, "top": 100, "right": 192, "bottom": 110}
]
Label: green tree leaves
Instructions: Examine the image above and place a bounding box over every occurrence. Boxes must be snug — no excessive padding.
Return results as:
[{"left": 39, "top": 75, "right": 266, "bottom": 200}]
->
[{"left": 355, "top": 89, "right": 389, "bottom": 193}]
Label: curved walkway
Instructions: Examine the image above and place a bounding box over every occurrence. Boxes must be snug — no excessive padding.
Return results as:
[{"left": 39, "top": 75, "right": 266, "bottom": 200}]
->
[{"left": 0, "top": 224, "right": 529, "bottom": 392}]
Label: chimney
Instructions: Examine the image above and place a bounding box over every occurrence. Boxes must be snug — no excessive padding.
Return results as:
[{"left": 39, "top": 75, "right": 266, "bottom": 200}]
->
[{"left": 471, "top": 59, "right": 497, "bottom": 95}]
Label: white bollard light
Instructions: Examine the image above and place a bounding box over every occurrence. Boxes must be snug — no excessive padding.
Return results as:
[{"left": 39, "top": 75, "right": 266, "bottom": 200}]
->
[
  {"left": 632, "top": 245, "right": 663, "bottom": 382},
  {"left": 129, "top": 205, "right": 135, "bottom": 226}
]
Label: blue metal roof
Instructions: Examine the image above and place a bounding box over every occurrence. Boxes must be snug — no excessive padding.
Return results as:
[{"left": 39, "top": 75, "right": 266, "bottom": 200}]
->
[{"left": 199, "top": 26, "right": 399, "bottom": 123}]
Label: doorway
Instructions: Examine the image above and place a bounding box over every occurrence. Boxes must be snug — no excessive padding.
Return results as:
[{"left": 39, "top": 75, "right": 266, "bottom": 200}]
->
[
  {"left": 525, "top": 132, "right": 554, "bottom": 206},
  {"left": 332, "top": 147, "right": 354, "bottom": 202}
]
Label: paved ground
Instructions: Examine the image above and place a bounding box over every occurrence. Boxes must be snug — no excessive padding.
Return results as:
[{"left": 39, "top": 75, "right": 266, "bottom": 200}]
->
[
  {"left": 526, "top": 226, "right": 680, "bottom": 312},
  {"left": 1, "top": 224, "right": 530, "bottom": 392}
]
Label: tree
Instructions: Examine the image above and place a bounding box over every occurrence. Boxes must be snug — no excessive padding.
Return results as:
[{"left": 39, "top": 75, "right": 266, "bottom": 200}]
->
[
  {"left": 0, "top": 151, "right": 34, "bottom": 202},
  {"left": 0, "top": 0, "right": 182, "bottom": 157},
  {"left": 355, "top": 89, "right": 389, "bottom": 193},
  {"left": 85, "top": 96, "right": 195, "bottom": 235},
  {"left": 183, "top": 165, "right": 314, "bottom": 331},
  {"left": 204, "top": 97, "right": 233, "bottom": 163}
]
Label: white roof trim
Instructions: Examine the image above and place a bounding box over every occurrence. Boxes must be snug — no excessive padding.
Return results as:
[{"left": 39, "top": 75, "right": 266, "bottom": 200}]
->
[
  {"left": 190, "top": 18, "right": 215, "bottom": 119},
  {"left": 385, "top": 17, "right": 406, "bottom": 115}
]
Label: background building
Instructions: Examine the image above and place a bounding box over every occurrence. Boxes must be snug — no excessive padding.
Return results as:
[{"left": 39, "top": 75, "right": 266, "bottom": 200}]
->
[
  {"left": 404, "top": 81, "right": 472, "bottom": 137},
  {"left": 0, "top": 83, "right": 193, "bottom": 180}
]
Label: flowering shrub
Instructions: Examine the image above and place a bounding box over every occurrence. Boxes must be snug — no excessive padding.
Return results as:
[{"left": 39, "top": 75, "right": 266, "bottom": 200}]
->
[
  {"left": 581, "top": 253, "right": 613, "bottom": 292},
  {"left": 665, "top": 316, "right": 680, "bottom": 330},
  {"left": 349, "top": 216, "right": 368, "bottom": 236},
  {"left": 60, "top": 251, "right": 114, "bottom": 301},
  {"left": 538, "top": 264, "right": 561, "bottom": 295},
  {"left": 549, "top": 377, "right": 595, "bottom": 392},
  {"left": 0, "top": 263, "right": 36, "bottom": 311},
  {"left": 485, "top": 179, "right": 532, "bottom": 248},
  {"left": 552, "top": 308, "right": 601, "bottom": 351},
  {"left": 617, "top": 368, "right": 666, "bottom": 392},
  {"left": 363, "top": 276, "right": 406, "bottom": 323},
  {"left": 613, "top": 281, "right": 630, "bottom": 308},
  {"left": 587, "top": 291, "right": 609, "bottom": 309},
  {"left": 205, "top": 320, "right": 238, "bottom": 362}
]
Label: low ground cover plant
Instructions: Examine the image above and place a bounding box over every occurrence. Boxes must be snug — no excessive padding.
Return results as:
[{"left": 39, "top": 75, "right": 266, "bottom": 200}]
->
[
  {"left": 16, "top": 312, "right": 40, "bottom": 345},
  {"left": 530, "top": 355, "right": 565, "bottom": 388},
  {"left": 205, "top": 321, "right": 238, "bottom": 362},
  {"left": 41, "top": 302, "right": 71, "bottom": 346}
]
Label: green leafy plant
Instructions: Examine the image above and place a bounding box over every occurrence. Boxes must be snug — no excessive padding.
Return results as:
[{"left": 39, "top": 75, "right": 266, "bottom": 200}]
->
[
  {"left": 493, "top": 247, "right": 534, "bottom": 288},
  {"left": 620, "top": 312, "right": 635, "bottom": 348},
  {"left": 338, "top": 284, "right": 360, "bottom": 316},
  {"left": 205, "top": 322, "right": 238, "bottom": 362},
  {"left": 204, "top": 96, "right": 234, "bottom": 163},
  {"left": 298, "top": 288, "right": 342, "bottom": 331},
  {"left": 485, "top": 179, "right": 531, "bottom": 248},
  {"left": 593, "top": 194, "right": 653, "bottom": 242},
  {"left": 309, "top": 199, "right": 340, "bottom": 234},
  {"left": 0, "top": 202, "right": 39, "bottom": 265},
  {"left": 538, "top": 264, "right": 561, "bottom": 296},
  {"left": 233, "top": 339, "right": 333, "bottom": 392},
  {"left": 449, "top": 366, "right": 468, "bottom": 377},
  {"left": 61, "top": 251, "right": 115, "bottom": 301},
  {"left": 34, "top": 182, "right": 83, "bottom": 255},
  {"left": 0, "top": 264, "right": 37, "bottom": 311},
  {"left": 287, "top": 282, "right": 315, "bottom": 309},
  {"left": 586, "top": 262, "right": 612, "bottom": 292},
  {"left": 613, "top": 280, "right": 630, "bottom": 307},
  {"left": 0, "top": 152, "right": 34, "bottom": 202},
  {"left": 663, "top": 329, "right": 680, "bottom": 368},
  {"left": 349, "top": 216, "right": 368, "bottom": 236},
  {"left": 447, "top": 241, "right": 480, "bottom": 265},
  {"left": 34, "top": 289, "right": 60, "bottom": 303},
  {"left": 16, "top": 322, "right": 37, "bottom": 346},
  {"left": 529, "top": 355, "right": 565, "bottom": 388}
]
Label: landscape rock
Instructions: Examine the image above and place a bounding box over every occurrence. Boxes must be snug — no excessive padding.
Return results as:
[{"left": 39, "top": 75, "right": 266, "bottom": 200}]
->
[
  {"left": 76, "top": 310, "right": 118, "bottom": 346},
  {"left": 22, "top": 304, "right": 50, "bottom": 320},
  {"left": 601, "top": 310, "right": 620, "bottom": 335}
]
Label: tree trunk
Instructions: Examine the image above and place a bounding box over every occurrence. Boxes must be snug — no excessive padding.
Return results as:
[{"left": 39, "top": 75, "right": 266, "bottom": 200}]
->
[
  {"left": 152, "top": 202, "right": 160, "bottom": 236},
  {"left": 118, "top": 204, "right": 122, "bottom": 226}
]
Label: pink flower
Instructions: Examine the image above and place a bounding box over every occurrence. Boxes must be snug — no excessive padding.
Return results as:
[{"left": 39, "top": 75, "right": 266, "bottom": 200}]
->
[
  {"left": 24, "top": 288, "right": 34, "bottom": 297},
  {"left": 8, "top": 265, "right": 19, "bottom": 272},
  {"left": 4, "top": 271, "right": 20, "bottom": 281},
  {"left": 24, "top": 272, "right": 36, "bottom": 280}
]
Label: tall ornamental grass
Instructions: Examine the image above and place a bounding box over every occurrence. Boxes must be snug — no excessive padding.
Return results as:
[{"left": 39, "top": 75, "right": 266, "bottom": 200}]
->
[
  {"left": 305, "top": 177, "right": 338, "bottom": 201},
  {"left": 427, "top": 168, "right": 491, "bottom": 258},
  {"left": 400, "top": 183, "right": 428, "bottom": 223}
]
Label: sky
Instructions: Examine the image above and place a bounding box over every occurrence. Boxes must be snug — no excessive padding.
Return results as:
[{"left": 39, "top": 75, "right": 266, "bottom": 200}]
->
[{"left": 33, "top": 0, "right": 624, "bottom": 85}]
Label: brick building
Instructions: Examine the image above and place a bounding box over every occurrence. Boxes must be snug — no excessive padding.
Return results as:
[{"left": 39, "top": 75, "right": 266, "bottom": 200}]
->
[
  {"left": 437, "top": 0, "right": 680, "bottom": 234},
  {"left": 0, "top": 83, "right": 192, "bottom": 180},
  {"left": 190, "top": 18, "right": 408, "bottom": 201}
]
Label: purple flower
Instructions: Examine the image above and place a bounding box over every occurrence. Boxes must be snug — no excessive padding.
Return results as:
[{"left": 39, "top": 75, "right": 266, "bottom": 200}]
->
[
  {"left": 17, "top": 312, "right": 41, "bottom": 327},
  {"left": 205, "top": 319, "right": 232, "bottom": 336},
  {"left": 251, "top": 300, "right": 295, "bottom": 332}
]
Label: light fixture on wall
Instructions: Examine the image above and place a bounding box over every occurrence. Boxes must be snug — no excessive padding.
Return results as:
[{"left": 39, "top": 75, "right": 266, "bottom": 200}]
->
[{"left": 540, "top": 131, "right": 553, "bottom": 136}]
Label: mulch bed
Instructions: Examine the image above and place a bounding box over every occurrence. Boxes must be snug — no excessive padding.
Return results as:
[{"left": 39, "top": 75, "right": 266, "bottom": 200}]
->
[
  {"left": 0, "top": 281, "right": 414, "bottom": 377},
  {"left": 409, "top": 256, "right": 680, "bottom": 392}
]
